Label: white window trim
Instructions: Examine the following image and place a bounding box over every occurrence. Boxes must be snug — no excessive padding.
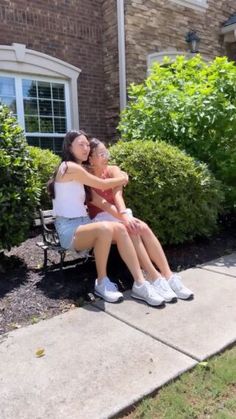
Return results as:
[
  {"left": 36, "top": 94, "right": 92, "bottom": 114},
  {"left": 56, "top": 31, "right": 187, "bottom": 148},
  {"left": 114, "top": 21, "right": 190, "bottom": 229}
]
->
[
  {"left": 147, "top": 49, "right": 210, "bottom": 72},
  {"left": 221, "top": 24, "right": 236, "bottom": 44},
  {"left": 0, "top": 43, "right": 81, "bottom": 130},
  {"left": 169, "top": 0, "right": 208, "bottom": 12}
]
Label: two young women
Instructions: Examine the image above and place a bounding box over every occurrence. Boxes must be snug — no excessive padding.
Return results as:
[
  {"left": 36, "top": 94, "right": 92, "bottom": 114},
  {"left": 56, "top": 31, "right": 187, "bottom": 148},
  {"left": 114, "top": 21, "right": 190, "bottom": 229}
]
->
[
  {"left": 50, "top": 130, "right": 193, "bottom": 306},
  {"left": 87, "top": 137, "right": 193, "bottom": 302},
  {"left": 50, "top": 130, "right": 164, "bottom": 306}
]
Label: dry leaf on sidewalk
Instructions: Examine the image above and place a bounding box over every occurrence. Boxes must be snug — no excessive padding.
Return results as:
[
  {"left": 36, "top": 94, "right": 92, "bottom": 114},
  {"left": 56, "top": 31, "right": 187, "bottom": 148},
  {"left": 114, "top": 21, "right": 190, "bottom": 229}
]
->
[{"left": 35, "top": 348, "right": 45, "bottom": 358}]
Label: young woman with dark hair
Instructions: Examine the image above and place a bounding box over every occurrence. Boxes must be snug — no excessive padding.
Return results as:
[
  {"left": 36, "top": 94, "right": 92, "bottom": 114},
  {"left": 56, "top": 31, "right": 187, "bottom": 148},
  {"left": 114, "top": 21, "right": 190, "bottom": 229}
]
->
[
  {"left": 48, "top": 130, "right": 166, "bottom": 306},
  {"left": 87, "top": 138, "right": 194, "bottom": 302}
]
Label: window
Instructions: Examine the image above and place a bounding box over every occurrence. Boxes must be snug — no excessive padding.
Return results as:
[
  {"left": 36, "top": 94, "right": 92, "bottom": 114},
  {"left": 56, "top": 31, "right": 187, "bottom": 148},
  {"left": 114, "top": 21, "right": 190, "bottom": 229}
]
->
[
  {"left": 169, "top": 0, "right": 208, "bottom": 12},
  {"left": 147, "top": 49, "right": 209, "bottom": 72},
  {"left": 0, "top": 75, "right": 70, "bottom": 153},
  {"left": 0, "top": 43, "right": 81, "bottom": 153}
]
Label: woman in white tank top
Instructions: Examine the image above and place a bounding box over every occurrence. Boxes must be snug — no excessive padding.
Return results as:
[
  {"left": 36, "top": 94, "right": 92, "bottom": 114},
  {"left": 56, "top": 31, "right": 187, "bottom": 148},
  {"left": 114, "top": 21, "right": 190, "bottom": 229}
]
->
[{"left": 48, "top": 130, "right": 167, "bottom": 306}]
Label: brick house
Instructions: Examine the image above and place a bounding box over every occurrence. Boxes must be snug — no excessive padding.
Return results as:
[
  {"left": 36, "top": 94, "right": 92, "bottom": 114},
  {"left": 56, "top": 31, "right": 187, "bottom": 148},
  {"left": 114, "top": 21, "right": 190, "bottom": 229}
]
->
[{"left": 0, "top": 0, "right": 235, "bottom": 152}]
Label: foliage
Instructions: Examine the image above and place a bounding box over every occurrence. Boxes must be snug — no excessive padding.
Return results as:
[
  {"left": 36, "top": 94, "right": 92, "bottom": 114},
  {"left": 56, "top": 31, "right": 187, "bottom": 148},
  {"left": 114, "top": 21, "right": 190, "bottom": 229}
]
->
[
  {"left": 28, "top": 146, "right": 60, "bottom": 209},
  {"left": 0, "top": 105, "right": 39, "bottom": 250},
  {"left": 118, "top": 55, "right": 236, "bottom": 209},
  {"left": 109, "top": 140, "right": 223, "bottom": 245}
]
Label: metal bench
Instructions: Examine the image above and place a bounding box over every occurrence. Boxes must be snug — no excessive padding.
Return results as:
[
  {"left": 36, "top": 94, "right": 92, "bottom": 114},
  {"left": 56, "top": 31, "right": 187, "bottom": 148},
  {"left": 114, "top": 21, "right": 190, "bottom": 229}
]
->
[{"left": 35, "top": 209, "right": 91, "bottom": 270}]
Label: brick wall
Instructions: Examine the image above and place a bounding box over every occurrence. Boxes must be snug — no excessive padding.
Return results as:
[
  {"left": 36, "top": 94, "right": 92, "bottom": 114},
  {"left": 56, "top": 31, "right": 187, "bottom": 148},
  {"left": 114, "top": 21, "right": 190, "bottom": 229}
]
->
[
  {"left": 0, "top": 0, "right": 107, "bottom": 138},
  {"left": 0, "top": 0, "right": 235, "bottom": 140},
  {"left": 125, "top": 0, "right": 236, "bottom": 85}
]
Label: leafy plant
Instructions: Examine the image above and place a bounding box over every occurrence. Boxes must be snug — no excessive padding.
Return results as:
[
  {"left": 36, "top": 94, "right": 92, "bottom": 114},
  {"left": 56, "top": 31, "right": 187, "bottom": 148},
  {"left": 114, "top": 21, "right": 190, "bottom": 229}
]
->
[
  {"left": 118, "top": 55, "right": 236, "bottom": 209},
  {"left": 109, "top": 140, "right": 223, "bottom": 245},
  {"left": 28, "top": 146, "right": 60, "bottom": 209},
  {"left": 0, "top": 105, "right": 40, "bottom": 250}
]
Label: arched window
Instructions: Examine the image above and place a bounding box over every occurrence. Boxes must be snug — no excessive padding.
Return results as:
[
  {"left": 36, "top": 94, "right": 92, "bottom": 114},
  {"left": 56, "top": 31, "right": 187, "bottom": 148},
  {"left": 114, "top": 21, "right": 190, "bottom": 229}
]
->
[
  {"left": 0, "top": 43, "right": 81, "bottom": 153},
  {"left": 169, "top": 0, "right": 208, "bottom": 12},
  {"left": 147, "top": 48, "right": 209, "bottom": 72}
]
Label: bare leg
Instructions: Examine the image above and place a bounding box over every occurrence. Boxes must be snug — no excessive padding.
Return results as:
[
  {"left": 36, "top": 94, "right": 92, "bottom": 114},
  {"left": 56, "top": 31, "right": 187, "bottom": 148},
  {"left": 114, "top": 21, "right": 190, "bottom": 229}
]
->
[
  {"left": 73, "top": 221, "right": 146, "bottom": 285},
  {"left": 137, "top": 221, "right": 172, "bottom": 278},
  {"left": 73, "top": 222, "right": 113, "bottom": 281},
  {"left": 110, "top": 223, "right": 146, "bottom": 284},
  {"left": 129, "top": 234, "right": 162, "bottom": 281}
]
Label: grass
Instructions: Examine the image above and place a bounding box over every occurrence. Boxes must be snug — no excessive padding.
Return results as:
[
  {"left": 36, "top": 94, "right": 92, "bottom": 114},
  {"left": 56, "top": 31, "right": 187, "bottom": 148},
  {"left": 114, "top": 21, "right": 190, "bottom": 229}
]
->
[{"left": 124, "top": 345, "right": 236, "bottom": 419}]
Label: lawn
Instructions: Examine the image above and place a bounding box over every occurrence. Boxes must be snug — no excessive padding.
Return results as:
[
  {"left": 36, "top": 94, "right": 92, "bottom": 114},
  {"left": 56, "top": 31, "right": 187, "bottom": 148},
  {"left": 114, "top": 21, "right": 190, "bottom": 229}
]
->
[{"left": 124, "top": 345, "right": 236, "bottom": 419}]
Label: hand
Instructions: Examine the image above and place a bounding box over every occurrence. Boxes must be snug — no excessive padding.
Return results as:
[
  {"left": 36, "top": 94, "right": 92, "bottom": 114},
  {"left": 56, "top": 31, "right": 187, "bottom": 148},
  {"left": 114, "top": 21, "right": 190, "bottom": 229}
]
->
[{"left": 122, "top": 216, "right": 140, "bottom": 235}]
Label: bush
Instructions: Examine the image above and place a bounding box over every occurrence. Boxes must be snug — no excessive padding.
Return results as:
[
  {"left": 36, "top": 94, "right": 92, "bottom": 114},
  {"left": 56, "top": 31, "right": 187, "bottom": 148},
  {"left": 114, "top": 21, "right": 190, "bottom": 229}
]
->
[
  {"left": 118, "top": 55, "right": 236, "bottom": 210},
  {"left": 109, "top": 140, "right": 223, "bottom": 245},
  {"left": 0, "top": 105, "right": 39, "bottom": 250},
  {"left": 28, "top": 146, "right": 60, "bottom": 209}
]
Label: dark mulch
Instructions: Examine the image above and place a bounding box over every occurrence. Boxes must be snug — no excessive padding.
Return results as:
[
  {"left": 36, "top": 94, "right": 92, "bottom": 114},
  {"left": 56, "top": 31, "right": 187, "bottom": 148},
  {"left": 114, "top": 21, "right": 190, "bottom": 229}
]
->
[{"left": 0, "top": 214, "right": 235, "bottom": 335}]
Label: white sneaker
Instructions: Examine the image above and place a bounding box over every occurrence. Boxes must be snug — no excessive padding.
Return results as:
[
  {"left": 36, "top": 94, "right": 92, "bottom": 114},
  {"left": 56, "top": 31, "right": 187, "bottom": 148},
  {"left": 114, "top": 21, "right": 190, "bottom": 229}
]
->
[
  {"left": 152, "top": 277, "right": 177, "bottom": 303},
  {"left": 168, "top": 274, "right": 194, "bottom": 300},
  {"left": 94, "top": 277, "right": 124, "bottom": 303},
  {"left": 131, "top": 281, "right": 165, "bottom": 307}
]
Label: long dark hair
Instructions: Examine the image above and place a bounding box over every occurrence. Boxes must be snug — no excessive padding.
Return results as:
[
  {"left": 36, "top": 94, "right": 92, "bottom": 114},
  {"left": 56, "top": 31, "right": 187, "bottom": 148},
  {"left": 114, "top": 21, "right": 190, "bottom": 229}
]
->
[
  {"left": 85, "top": 137, "right": 104, "bottom": 203},
  {"left": 47, "top": 130, "right": 89, "bottom": 199}
]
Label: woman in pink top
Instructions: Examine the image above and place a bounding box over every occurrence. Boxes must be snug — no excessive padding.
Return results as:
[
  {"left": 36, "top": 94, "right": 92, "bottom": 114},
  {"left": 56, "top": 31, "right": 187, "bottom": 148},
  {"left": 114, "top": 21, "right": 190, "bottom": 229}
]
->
[
  {"left": 87, "top": 138, "right": 194, "bottom": 302},
  {"left": 48, "top": 130, "right": 166, "bottom": 306}
]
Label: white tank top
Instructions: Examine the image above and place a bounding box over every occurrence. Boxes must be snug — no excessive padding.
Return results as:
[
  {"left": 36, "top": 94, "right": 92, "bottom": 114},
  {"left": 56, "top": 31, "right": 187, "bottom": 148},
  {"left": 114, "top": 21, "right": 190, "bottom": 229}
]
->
[{"left": 53, "top": 181, "right": 88, "bottom": 218}]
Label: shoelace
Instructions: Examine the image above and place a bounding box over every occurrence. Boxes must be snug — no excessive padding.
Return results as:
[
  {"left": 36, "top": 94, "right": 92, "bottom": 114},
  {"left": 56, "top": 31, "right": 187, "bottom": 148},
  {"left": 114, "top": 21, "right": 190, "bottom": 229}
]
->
[
  {"left": 103, "top": 277, "right": 118, "bottom": 292},
  {"left": 145, "top": 281, "right": 158, "bottom": 297},
  {"left": 171, "top": 275, "right": 183, "bottom": 290},
  {"left": 158, "top": 278, "right": 170, "bottom": 291}
]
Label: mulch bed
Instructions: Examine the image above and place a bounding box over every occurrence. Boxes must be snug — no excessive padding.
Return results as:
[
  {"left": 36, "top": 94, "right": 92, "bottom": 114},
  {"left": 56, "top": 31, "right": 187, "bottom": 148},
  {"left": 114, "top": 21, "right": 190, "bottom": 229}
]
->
[{"left": 0, "top": 214, "right": 235, "bottom": 336}]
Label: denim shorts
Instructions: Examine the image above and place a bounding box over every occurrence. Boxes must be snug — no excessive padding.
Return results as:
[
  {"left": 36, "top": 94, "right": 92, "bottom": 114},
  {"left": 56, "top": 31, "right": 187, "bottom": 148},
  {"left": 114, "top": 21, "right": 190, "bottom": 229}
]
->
[{"left": 54, "top": 216, "right": 92, "bottom": 250}]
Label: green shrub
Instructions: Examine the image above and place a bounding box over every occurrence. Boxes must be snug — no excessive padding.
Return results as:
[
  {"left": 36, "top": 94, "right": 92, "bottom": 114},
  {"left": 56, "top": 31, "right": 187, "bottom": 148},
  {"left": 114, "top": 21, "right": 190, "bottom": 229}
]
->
[
  {"left": 0, "top": 105, "right": 40, "bottom": 250},
  {"left": 118, "top": 55, "right": 236, "bottom": 210},
  {"left": 28, "top": 146, "right": 60, "bottom": 209},
  {"left": 109, "top": 140, "right": 223, "bottom": 245}
]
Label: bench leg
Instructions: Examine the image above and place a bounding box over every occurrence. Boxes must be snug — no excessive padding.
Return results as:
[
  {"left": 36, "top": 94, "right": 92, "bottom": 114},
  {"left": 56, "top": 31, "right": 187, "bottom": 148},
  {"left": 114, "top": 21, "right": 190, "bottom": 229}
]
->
[
  {"left": 43, "top": 249, "right": 48, "bottom": 270},
  {"left": 59, "top": 251, "right": 66, "bottom": 271}
]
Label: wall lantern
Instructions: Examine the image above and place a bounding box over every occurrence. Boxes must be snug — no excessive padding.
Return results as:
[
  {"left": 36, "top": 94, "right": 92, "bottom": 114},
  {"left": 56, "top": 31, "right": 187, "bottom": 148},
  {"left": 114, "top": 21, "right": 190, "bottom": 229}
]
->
[{"left": 185, "top": 30, "right": 200, "bottom": 53}]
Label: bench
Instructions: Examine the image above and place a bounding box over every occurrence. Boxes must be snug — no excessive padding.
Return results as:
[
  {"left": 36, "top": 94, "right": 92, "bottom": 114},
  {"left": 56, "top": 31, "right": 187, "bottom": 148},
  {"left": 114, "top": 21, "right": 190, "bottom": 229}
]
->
[{"left": 34, "top": 209, "right": 91, "bottom": 271}]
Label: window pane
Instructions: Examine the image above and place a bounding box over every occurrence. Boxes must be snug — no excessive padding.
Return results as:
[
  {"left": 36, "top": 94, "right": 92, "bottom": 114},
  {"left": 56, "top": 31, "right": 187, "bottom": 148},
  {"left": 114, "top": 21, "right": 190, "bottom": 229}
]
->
[
  {"left": 22, "top": 79, "right": 67, "bottom": 138},
  {"left": 26, "top": 136, "right": 63, "bottom": 155},
  {"left": 40, "top": 137, "right": 55, "bottom": 150},
  {"left": 27, "top": 137, "right": 40, "bottom": 147},
  {"left": 0, "top": 97, "right": 16, "bottom": 113},
  {"left": 25, "top": 116, "right": 39, "bottom": 132},
  {"left": 53, "top": 100, "right": 66, "bottom": 117},
  {"left": 40, "top": 117, "right": 53, "bottom": 133},
  {"left": 24, "top": 99, "right": 38, "bottom": 115},
  {"left": 22, "top": 80, "right": 37, "bottom": 98},
  {"left": 52, "top": 83, "right": 65, "bottom": 100},
  {"left": 54, "top": 137, "right": 64, "bottom": 153},
  {"left": 39, "top": 99, "right": 53, "bottom": 116},
  {"left": 54, "top": 118, "right": 66, "bottom": 133},
  {"left": 38, "top": 81, "right": 51, "bottom": 99},
  {"left": 0, "top": 76, "right": 15, "bottom": 96}
]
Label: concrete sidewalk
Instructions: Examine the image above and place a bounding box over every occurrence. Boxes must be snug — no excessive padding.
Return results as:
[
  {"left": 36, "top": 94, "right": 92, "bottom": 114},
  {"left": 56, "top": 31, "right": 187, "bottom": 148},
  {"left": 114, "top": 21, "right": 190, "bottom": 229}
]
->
[{"left": 0, "top": 253, "right": 236, "bottom": 419}]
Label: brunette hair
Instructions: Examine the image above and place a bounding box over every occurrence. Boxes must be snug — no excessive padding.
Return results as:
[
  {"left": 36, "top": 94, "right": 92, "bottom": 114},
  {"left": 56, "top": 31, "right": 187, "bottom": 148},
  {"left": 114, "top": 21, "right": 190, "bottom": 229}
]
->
[
  {"left": 88, "top": 137, "right": 102, "bottom": 158},
  {"left": 85, "top": 137, "right": 104, "bottom": 203},
  {"left": 47, "top": 130, "right": 89, "bottom": 199}
]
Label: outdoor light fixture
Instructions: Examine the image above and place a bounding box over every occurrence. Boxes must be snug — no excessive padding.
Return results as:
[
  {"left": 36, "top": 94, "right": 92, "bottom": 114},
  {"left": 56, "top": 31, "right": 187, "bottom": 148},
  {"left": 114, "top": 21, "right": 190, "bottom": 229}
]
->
[{"left": 185, "top": 30, "right": 200, "bottom": 53}]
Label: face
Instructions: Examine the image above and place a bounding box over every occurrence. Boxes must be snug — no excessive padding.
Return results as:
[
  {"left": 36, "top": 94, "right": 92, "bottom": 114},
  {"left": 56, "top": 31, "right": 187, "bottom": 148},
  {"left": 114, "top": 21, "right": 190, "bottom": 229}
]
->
[
  {"left": 89, "top": 143, "right": 110, "bottom": 168},
  {"left": 70, "top": 135, "right": 90, "bottom": 162}
]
